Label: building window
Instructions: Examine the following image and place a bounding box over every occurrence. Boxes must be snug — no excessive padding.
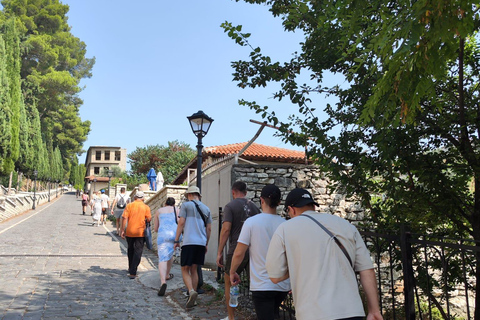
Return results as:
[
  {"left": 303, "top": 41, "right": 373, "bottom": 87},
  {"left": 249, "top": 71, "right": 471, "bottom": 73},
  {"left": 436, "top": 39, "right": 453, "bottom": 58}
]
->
[
  {"left": 94, "top": 167, "right": 100, "bottom": 174},
  {"left": 115, "top": 151, "right": 121, "bottom": 161},
  {"left": 105, "top": 151, "right": 110, "bottom": 161},
  {"left": 95, "top": 151, "right": 101, "bottom": 160}
]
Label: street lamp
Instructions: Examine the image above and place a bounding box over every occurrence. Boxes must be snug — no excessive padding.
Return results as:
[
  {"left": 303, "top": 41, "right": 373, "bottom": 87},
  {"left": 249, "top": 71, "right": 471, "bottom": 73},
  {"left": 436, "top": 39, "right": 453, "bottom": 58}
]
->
[
  {"left": 187, "top": 110, "right": 213, "bottom": 293},
  {"left": 93, "top": 178, "right": 97, "bottom": 192},
  {"left": 107, "top": 169, "right": 113, "bottom": 203},
  {"left": 32, "top": 170, "right": 38, "bottom": 210},
  {"left": 48, "top": 178, "right": 51, "bottom": 202},
  {"left": 187, "top": 110, "right": 214, "bottom": 192}
]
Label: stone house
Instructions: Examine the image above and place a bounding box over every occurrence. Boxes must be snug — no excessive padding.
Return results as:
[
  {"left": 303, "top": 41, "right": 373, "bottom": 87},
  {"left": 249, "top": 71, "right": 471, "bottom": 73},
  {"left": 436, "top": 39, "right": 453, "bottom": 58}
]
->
[{"left": 166, "top": 142, "right": 362, "bottom": 269}]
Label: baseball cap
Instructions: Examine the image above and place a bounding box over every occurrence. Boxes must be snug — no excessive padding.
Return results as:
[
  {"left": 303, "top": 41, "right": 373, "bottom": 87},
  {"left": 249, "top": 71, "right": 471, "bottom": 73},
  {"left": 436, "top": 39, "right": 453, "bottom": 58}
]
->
[
  {"left": 284, "top": 188, "right": 318, "bottom": 209},
  {"left": 135, "top": 191, "right": 144, "bottom": 198},
  {"left": 260, "top": 184, "right": 281, "bottom": 200},
  {"left": 100, "top": 189, "right": 105, "bottom": 193}
]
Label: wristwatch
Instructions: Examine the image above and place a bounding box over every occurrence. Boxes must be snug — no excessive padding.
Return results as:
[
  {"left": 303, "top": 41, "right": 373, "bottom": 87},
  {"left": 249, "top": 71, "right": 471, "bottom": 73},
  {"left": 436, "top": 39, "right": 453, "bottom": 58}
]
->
[{"left": 174, "top": 240, "right": 180, "bottom": 243}]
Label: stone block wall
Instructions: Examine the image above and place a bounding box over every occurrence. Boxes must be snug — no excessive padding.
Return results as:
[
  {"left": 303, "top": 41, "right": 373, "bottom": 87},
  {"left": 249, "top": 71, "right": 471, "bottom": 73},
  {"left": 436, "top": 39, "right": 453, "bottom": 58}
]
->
[
  {"left": 232, "top": 164, "right": 364, "bottom": 221},
  {"left": 0, "top": 189, "right": 62, "bottom": 222}
]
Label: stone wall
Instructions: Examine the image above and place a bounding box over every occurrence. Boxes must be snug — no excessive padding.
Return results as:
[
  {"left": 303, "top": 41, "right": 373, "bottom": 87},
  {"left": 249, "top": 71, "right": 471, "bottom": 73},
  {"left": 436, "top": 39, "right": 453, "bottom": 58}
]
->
[
  {"left": 232, "top": 164, "right": 364, "bottom": 221},
  {"left": 0, "top": 188, "right": 63, "bottom": 222}
]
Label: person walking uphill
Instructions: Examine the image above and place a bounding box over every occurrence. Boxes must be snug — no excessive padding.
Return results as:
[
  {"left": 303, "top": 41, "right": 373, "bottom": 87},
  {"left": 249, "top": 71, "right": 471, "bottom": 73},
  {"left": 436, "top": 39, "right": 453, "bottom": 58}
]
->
[
  {"left": 174, "top": 186, "right": 211, "bottom": 309},
  {"left": 217, "top": 181, "right": 260, "bottom": 320},
  {"left": 230, "top": 184, "right": 290, "bottom": 320},
  {"left": 265, "top": 188, "right": 383, "bottom": 320},
  {"left": 111, "top": 187, "right": 129, "bottom": 235},
  {"left": 121, "top": 191, "right": 151, "bottom": 279}
]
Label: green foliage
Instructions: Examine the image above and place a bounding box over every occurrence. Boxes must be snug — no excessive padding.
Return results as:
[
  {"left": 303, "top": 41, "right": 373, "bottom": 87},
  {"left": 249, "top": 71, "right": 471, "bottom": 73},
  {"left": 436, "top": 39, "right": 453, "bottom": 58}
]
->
[
  {"left": 226, "top": 1, "right": 480, "bottom": 316},
  {"left": 0, "top": 0, "right": 94, "bottom": 175},
  {"left": 128, "top": 141, "right": 196, "bottom": 185}
]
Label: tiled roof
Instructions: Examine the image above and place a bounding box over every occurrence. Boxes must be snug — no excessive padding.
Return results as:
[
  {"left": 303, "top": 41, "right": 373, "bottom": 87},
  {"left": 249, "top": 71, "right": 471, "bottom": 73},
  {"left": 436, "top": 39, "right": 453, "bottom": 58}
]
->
[{"left": 204, "top": 142, "right": 306, "bottom": 163}]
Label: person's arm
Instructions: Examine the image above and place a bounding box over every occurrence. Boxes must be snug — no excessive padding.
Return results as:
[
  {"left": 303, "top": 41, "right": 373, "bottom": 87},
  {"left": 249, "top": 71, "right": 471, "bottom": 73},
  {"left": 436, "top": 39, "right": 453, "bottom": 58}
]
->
[
  {"left": 153, "top": 211, "right": 160, "bottom": 233},
  {"left": 270, "top": 271, "right": 290, "bottom": 284},
  {"left": 229, "top": 242, "right": 248, "bottom": 286},
  {"left": 359, "top": 269, "right": 384, "bottom": 320},
  {"left": 174, "top": 217, "right": 186, "bottom": 249},
  {"left": 216, "top": 221, "right": 231, "bottom": 267},
  {"left": 111, "top": 198, "right": 117, "bottom": 213},
  {"left": 205, "top": 223, "right": 211, "bottom": 254},
  {"left": 121, "top": 217, "right": 127, "bottom": 239}
]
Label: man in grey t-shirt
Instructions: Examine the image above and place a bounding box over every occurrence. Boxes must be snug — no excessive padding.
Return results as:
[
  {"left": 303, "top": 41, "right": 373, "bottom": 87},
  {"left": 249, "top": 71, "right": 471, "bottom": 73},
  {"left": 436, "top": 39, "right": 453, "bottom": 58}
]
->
[{"left": 217, "top": 181, "right": 260, "bottom": 320}]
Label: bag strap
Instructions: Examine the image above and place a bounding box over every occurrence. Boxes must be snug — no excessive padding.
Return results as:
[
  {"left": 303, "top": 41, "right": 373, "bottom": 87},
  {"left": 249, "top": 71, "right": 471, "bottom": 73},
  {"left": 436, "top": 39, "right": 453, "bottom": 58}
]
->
[
  {"left": 301, "top": 214, "right": 353, "bottom": 268},
  {"left": 174, "top": 206, "right": 178, "bottom": 225},
  {"left": 192, "top": 200, "right": 208, "bottom": 228}
]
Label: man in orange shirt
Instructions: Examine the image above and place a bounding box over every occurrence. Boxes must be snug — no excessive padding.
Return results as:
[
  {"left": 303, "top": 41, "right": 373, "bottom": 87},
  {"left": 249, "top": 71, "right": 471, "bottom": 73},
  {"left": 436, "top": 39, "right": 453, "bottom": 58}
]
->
[{"left": 121, "top": 191, "right": 152, "bottom": 279}]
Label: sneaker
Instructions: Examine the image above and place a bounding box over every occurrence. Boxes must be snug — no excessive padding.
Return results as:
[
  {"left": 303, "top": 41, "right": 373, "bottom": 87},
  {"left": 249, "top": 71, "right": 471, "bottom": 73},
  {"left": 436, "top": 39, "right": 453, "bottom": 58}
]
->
[
  {"left": 186, "top": 290, "right": 198, "bottom": 308},
  {"left": 158, "top": 283, "right": 167, "bottom": 296},
  {"left": 128, "top": 274, "right": 136, "bottom": 279}
]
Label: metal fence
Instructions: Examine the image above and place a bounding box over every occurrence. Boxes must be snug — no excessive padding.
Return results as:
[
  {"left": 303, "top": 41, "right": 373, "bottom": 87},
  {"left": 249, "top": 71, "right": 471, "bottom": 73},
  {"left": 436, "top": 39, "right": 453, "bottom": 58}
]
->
[{"left": 222, "top": 226, "right": 478, "bottom": 320}]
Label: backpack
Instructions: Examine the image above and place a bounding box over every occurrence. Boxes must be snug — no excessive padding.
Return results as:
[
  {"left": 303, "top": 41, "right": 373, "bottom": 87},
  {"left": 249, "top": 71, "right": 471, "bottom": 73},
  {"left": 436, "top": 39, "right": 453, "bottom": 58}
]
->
[{"left": 117, "top": 194, "right": 126, "bottom": 209}]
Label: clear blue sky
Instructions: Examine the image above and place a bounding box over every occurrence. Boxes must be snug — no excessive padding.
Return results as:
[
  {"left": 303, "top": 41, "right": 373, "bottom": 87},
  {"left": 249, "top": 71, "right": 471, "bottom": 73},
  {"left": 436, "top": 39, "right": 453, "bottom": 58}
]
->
[{"left": 63, "top": 1, "right": 333, "bottom": 169}]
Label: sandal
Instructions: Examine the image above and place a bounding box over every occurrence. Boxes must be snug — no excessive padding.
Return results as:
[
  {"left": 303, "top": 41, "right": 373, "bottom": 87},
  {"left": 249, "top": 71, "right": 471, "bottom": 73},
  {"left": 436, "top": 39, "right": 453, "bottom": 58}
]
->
[{"left": 166, "top": 273, "right": 174, "bottom": 281}]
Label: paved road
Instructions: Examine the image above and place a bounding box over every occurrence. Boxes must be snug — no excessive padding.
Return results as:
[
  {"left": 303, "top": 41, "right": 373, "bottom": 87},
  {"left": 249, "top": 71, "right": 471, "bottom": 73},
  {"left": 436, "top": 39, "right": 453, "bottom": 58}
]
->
[{"left": 0, "top": 192, "right": 190, "bottom": 320}]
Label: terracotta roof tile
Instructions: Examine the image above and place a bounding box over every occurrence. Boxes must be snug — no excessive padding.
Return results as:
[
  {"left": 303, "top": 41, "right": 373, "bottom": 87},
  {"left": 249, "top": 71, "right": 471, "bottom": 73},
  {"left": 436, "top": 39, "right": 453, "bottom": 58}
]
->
[{"left": 204, "top": 142, "right": 306, "bottom": 163}]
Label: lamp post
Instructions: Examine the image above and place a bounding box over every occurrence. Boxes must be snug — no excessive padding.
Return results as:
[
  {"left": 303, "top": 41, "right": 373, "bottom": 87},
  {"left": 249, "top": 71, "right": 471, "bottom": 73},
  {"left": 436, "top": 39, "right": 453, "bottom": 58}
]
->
[
  {"left": 48, "top": 178, "right": 51, "bottom": 202},
  {"left": 32, "top": 170, "right": 38, "bottom": 210},
  {"left": 107, "top": 169, "right": 113, "bottom": 206},
  {"left": 93, "top": 178, "right": 97, "bottom": 193},
  {"left": 187, "top": 110, "right": 213, "bottom": 292},
  {"left": 187, "top": 110, "right": 214, "bottom": 192}
]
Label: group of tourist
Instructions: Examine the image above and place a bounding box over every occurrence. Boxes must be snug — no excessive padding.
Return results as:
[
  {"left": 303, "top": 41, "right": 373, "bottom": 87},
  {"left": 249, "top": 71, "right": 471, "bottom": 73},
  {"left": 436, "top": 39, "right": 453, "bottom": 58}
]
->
[{"left": 81, "top": 181, "right": 383, "bottom": 320}]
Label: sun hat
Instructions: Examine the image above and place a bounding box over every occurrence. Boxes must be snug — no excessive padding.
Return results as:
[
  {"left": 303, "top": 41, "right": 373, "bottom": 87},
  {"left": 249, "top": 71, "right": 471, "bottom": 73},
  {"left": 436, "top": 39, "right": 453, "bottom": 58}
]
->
[
  {"left": 284, "top": 188, "right": 319, "bottom": 209},
  {"left": 185, "top": 186, "right": 201, "bottom": 196},
  {"left": 135, "top": 191, "right": 145, "bottom": 198}
]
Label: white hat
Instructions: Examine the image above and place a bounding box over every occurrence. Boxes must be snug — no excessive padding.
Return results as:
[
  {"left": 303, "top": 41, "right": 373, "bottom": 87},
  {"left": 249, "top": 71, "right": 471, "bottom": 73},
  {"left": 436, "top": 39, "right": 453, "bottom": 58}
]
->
[
  {"left": 135, "top": 191, "right": 145, "bottom": 198},
  {"left": 185, "top": 186, "right": 201, "bottom": 196}
]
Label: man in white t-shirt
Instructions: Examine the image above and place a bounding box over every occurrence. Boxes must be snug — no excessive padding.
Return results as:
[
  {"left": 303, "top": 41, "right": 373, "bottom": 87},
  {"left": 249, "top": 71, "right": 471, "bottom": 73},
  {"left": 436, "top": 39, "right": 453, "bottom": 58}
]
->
[
  {"left": 100, "top": 189, "right": 111, "bottom": 225},
  {"left": 266, "top": 188, "right": 383, "bottom": 320},
  {"left": 230, "top": 184, "right": 290, "bottom": 320}
]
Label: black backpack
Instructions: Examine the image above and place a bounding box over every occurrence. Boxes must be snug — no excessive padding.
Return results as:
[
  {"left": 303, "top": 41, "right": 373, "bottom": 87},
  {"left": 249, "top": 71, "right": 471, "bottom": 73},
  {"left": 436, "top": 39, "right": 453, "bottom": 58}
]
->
[{"left": 117, "top": 194, "right": 126, "bottom": 209}]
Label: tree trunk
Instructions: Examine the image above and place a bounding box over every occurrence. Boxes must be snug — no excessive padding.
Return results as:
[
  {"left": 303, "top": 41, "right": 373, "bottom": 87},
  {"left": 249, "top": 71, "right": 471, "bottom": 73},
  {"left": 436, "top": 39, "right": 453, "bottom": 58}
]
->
[{"left": 7, "top": 171, "right": 13, "bottom": 195}]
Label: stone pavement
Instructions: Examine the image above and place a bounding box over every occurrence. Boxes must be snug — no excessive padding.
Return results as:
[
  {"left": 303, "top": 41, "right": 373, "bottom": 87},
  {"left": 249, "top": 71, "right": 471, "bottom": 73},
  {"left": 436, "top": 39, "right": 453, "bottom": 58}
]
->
[{"left": 0, "top": 192, "right": 228, "bottom": 320}]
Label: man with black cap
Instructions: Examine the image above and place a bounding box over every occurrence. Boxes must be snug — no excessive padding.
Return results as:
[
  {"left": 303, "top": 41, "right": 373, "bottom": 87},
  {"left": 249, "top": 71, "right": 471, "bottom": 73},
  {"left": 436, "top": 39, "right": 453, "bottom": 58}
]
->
[
  {"left": 265, "top": 188, "right": 383, "bottom": 320},
  {"left": 121, "top": 191, "right": 151, "bottom": 279}
]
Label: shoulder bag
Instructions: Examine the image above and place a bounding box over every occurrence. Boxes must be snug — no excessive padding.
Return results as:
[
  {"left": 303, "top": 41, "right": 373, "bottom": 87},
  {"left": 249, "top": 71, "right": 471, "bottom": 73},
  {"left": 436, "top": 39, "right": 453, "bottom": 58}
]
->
[{"left": 144, "top": 220, "right": 153, "bottom": 250}]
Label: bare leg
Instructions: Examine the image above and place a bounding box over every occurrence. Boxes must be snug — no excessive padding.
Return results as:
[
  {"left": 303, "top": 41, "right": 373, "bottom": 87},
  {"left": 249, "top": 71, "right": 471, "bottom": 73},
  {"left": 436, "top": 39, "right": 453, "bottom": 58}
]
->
[
  {"left": 159, "top": 261, "right": 167, "bottom": 284},
  {"left": 190, "top": 265, "right": 198, "bottom": 291},
  {"left": 224, "top": 273, "right": 235, "bottom": 319},
  {"left": 182, "top": 265, "right": 194, "bottom": 292},
  {"left": 166, "top": 257, "right": 173, "bottom": 277}
]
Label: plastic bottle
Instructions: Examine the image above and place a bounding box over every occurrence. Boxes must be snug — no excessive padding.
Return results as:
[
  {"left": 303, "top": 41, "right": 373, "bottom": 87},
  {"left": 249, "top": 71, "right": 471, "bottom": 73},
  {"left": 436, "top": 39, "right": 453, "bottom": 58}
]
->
[
  {"left": 174, "top": 247, "right": 181, "bottom": 257},
  {"left": 229, "top": 285, "right": 239, "bottom": 307}
]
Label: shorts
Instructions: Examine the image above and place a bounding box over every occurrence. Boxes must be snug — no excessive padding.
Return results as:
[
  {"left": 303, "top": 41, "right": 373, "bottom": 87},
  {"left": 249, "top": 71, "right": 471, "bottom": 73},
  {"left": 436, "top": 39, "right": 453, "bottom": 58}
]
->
[
  {"left": 224, "top": 252, "right": 249, "bottom": 275},
  {"left": 180, "top": 245, "right": 206, "bottom": 266},
  {"left": 82, "top": 200, "right": 88, "bottom": 206},
  {"left": 251, "top": 291, "right": 289, "bottom": 320},
  {"left": 101, "top": 208, "right": 108, "bottom": 215}
]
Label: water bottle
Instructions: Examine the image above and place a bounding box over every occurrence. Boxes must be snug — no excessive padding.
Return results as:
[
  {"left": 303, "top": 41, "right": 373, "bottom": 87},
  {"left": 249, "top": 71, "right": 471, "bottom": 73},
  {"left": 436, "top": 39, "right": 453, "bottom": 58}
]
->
[
  {"left": 174, "top": 247, "right": 181, "bottom": 257},
  {"left": 229, "top": 285, "right": 239, "bottom": 307}
]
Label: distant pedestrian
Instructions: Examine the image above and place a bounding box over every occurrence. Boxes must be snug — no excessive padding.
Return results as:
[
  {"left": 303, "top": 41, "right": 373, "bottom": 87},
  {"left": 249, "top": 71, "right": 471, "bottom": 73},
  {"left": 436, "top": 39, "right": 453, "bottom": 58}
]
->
[
  {"left": 154, "top": 197, "right": 179, "bottom": 296},
  {"left": 111, "top": 187, "right": 129, "bottom": 235},
  {"left": 121, "top": 191, "right": 152, "bottom": 279},
  {"left": 266, "top": 188, "right": 383, "bottom": 320},
  {"left": 81, "top": 191, "right": 89, "bottom": 215},
  {"left": 230, "top": 184, "right": 290, "bottom": 320},
  {"left": 100, "top": 189, "right": 110, "bottom": 225},
  {"left": 217, "top": 181, "right": 260, "bottom": 320},
  {"left": 76, "top": 189, "right": 80, "bottom": 198},
  {"left": 174, "top": 186, "right": 211, "bottom": 309},
  {"left": 90, "top": 191, "right": 102, "bottom": 226}
]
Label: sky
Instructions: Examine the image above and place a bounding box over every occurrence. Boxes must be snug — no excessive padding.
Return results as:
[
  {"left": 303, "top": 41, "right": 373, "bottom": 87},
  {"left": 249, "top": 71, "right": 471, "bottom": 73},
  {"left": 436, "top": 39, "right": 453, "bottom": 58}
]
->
[{"left": 61, "top": 0, "right": 336, "bottom": 169}]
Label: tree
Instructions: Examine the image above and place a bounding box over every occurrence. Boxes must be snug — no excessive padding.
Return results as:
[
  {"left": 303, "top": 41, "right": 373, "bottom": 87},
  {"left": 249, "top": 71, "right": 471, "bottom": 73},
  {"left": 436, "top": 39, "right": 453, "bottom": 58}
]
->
[
  {"left": 224, "top": 0, "right": 480, "bottom": 318},
  {"left": 128, "top": 141, "right": 196, "bottom": 185},
  {"left": 1, "top": 0, "right": 94, "bottom": 159}
]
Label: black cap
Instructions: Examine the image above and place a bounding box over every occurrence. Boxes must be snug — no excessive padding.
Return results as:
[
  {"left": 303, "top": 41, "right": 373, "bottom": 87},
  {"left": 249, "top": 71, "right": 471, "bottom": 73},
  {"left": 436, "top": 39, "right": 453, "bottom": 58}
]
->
[
  {"left": 261, "top": 184, "right": 281, "bottom": 200},
  {"left": 284, "top": 188, "right": 318, "bottom": 208}
]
